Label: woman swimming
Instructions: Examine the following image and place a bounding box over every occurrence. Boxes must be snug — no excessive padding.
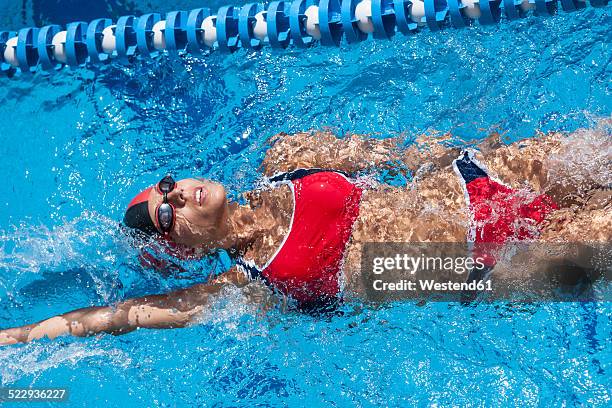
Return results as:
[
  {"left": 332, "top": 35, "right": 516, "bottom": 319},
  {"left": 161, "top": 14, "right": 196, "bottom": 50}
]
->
[{"left": 1, "top": 126, "right": 610, "bottom": 345}]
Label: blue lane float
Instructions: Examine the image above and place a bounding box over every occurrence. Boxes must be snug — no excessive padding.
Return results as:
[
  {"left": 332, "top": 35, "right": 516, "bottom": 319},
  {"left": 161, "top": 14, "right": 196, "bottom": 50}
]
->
[
  {"left": 186, "top": 8, "right": 211, "bottom": 54},
  {"left": 372, "top": 0, "right": 397, "bottom": 39},
  {"left": 0, "top": 0, "right": 607, "bottom": 76},
  {"left": 115, "top": 15, "right": 138, "bottom": 63},
  {"left": 165, "top": 11, "right": 189, "bottom": 53},
  {"left": 217, "top": 6, "right": 241, "bottom": 52},
  {"left": 239, "top": 4, "right": 264, "bottom": 50},
  {"left": 65, "top": 22, "right": 88, "bottom": 67},
  {"left": 37, "top": 24, "right": 62, "bottom": 70},
  {"left": 268, "top": 1, "right": 293, "bottom": 49},
  {"left": 136, "top": 13, "right": 162, "bottom": 57},
  {"left": 87, "top": 18, "right": 113, "bottom": 63},
  {"left": 16, "top": 27, "right": 39, "bottom": 73}
]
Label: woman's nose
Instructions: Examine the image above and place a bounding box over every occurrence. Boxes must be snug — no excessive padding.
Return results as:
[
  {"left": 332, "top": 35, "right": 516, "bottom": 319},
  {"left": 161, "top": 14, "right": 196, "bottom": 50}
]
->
[{"left": 167, "top": 188, "right": 186, "bottom": 206}]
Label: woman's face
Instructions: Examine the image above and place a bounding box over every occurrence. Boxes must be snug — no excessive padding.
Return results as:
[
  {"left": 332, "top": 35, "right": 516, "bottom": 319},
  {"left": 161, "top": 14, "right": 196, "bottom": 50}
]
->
[{"left": 147, "top": 178, "right": 230, "bottom": 248}]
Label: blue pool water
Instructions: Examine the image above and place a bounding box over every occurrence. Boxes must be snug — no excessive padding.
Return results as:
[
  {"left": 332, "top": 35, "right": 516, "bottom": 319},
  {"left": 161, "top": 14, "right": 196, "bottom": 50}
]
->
[{"left": 0, "top": 1, "right": 611, "bottom": 406}]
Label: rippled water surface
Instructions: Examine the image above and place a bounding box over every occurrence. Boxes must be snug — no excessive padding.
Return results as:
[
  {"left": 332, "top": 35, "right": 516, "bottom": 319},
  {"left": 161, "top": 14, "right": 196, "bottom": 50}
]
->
[{"left": 0, "top": 1, "right": 610, "bottom": 406}]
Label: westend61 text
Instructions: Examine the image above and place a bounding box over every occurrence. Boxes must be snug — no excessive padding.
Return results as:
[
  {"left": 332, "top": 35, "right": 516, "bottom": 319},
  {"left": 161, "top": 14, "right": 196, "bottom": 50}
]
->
[{"left": 372, "top": 279, "right": 492, "bottom": 292}]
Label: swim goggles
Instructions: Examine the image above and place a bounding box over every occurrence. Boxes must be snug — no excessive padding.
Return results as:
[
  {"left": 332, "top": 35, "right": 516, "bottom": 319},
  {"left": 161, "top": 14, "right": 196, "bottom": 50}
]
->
[{"left": 155, "top": 174, "right": 176, "bottom": 234}]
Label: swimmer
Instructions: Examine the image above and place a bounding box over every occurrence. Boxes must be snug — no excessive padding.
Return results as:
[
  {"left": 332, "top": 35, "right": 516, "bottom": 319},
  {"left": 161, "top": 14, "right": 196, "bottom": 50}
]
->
[{"left": 1, "top": 124, "right": 610, "bottom": 345}]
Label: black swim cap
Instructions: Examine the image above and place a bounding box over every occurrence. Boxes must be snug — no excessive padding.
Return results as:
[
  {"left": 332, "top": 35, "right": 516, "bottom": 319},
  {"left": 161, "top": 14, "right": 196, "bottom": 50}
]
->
[{"left": 123, "top": 187, "right": 158, "bottom": 235}]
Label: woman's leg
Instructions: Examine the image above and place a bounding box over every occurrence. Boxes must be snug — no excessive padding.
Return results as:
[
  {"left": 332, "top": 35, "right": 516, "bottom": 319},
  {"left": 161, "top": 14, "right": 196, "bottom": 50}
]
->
[
  {"left": 0, "top": 269, "right": 248, "bottom": 345},
  {"left": 541, "top": 188, "right": 612, "bottom": 242}
]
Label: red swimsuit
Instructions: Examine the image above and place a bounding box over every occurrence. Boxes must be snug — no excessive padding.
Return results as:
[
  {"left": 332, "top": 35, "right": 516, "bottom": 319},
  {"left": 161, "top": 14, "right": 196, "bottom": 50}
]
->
[
  {"left": 454, "top": 152, "right": 557, "bottom": 277},
  {"left": 464, "top": 177, "right": 557, "bottom": 244},
  {"left": 239, "top": 155, "right": 556, "bottom": 307},
  {"left": 238, "top": 170, "right": 362, "bottom": 306}
]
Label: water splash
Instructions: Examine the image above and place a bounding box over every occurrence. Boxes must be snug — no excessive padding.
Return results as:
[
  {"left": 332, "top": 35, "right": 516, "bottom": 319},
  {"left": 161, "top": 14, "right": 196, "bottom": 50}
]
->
[
  {"left": 194, "top": 283, "right": 272, "bottom": 341},
  {"left": 0, "top": 340, "right": 131, "bottom": 385},
  {"left": 547, "top": 117, "right": 612, "bottom": 197},
  {"left": 0, "top": 211, "right": 130, "bottom": 275}
]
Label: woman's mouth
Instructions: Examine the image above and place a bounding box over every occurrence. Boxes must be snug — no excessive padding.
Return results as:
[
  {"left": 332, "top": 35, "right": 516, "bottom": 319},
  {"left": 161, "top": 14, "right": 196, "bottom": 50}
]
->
[{"left": 194, "top": 186, "right": 207, "bottom": 206}]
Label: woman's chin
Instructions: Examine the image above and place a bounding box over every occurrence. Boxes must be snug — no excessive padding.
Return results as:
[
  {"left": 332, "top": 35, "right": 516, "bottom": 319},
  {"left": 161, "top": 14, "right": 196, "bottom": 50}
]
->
[{"left": 205, "top": 182, "right": 227, "bottom": 210}]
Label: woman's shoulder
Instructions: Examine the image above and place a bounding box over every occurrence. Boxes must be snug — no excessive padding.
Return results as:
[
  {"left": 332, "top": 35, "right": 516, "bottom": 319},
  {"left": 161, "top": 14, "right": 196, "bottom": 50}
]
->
[{"left": 240, "top": 183, "right": 293, "bottom": 267}]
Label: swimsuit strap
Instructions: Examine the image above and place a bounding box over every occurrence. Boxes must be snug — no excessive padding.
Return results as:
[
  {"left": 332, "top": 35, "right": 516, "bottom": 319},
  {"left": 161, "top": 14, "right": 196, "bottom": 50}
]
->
[
  {"left": 236, "top": 255, "right": 341, "bottom": 315},
  {"left": 454, "top": 151, "right": 488, "bottom": 183},
  {"left": 237, "top": 169, "right": 345, "bottom": 279},
  {"left": 268, "top": 168, "right": 349, "bottom": 183},
  {"left": 235, "top": 257, "right": 263, "bottom": 280}
]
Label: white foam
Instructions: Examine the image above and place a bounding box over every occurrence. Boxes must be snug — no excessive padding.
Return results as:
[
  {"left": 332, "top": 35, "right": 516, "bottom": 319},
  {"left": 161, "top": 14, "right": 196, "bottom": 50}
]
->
[
  {"left": 546, "top": 118, "right": 612, "bottom": 195},
  {"left": 0, "top": 211, "right": 138, "bottom": 303},
  {"left": 0, "top": 341, "right": 131, "bottom": 385},
  {"left": 192, "top": 283, "right": 270, "bottom": 340}
]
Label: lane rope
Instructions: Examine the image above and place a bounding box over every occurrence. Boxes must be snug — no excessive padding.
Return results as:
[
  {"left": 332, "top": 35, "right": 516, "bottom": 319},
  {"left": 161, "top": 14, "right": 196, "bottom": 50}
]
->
[{"left": 0, "top": 0, "right": 607, "bottom": 76}]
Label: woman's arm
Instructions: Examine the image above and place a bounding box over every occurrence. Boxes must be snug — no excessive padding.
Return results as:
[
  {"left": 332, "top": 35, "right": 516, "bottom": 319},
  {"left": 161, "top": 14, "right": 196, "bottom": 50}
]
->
[
  {"left": 261, "top": 131, "right": 462, "bottom": 177},
  {"left": 260, "top": 131, "right": 402, "bottom": 176},
  {"left": 0, "top": 268, "right": 248, "bottom": 345}
]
